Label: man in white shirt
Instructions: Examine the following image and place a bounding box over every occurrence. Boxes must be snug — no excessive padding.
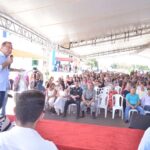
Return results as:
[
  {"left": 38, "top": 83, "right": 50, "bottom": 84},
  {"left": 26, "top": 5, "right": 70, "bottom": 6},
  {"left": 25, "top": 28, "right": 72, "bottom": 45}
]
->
[
  {"left": 141, "top": 88, "right": 150, "bottom": 111},
  {"left": 136, "top": 82, "right": 147, "bottom": 100},
  {"left": 0, "top": 90, "right": 58, "bottom": 150},
  {"left": 138, "top": 127, "right": 150, "bottom": 150}
]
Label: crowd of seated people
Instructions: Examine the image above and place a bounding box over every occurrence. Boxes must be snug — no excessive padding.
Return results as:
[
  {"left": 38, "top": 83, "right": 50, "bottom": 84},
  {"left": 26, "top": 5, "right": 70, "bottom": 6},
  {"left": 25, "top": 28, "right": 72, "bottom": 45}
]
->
[
  {"left": 12, "top": 70, "right": 150, "bottom": 122},
  {"left": 5, "top": 69, "right": 150, "bottom": 149},
  {"left": 40, "top": 71, "right": 150, "bottom": 121}
]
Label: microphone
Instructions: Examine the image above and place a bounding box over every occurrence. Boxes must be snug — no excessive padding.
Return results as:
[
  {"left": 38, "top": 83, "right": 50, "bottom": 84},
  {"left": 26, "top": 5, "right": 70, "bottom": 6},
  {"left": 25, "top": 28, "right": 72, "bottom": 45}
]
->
[
  {"left": 8, "top": 55, "right": 13, "bottom": 69},
  {"left": 8, "top": 65, "right": 11, "bottom": 69},
  {"left": 10, "top": 55, "right": 13, "bottom": 58}
]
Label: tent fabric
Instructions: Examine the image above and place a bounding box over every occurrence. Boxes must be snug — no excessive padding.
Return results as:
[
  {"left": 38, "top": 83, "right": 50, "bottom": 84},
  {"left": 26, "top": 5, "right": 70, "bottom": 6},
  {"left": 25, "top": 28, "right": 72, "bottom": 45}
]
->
[
  {"left": 0, "top": 0, "right": 150, "bottom": 44},
  {"left": 0, "top": 1, "right": 150, "bottom": 57}
]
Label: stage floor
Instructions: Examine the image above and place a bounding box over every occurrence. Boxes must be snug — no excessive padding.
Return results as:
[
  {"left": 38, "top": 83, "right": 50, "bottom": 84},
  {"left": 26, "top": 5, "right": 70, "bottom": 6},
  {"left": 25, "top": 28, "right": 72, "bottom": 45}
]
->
[
  {"left": 44, "top": 110, "right": 128, "bottom": 128},
  {"left": 6, "top": 91, "right": 128, "bottom": 128}
]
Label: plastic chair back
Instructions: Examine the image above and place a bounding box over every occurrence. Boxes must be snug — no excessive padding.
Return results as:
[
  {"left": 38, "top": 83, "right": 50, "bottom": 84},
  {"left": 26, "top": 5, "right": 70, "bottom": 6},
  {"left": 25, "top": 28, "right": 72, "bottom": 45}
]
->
[
  {"left": 99, "top": 94, "right": 108, "bottom": 107},
  {"left": 112, "top": 94, "right": 123, "bottom": 108},
  {"left": 115, "top": 86, "right": 122, "bottom": 94}
]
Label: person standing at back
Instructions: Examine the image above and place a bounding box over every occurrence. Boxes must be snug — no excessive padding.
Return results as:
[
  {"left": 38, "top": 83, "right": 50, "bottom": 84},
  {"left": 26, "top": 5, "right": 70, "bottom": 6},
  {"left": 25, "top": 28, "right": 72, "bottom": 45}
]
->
[
  {"left": 0, "top": 90, "right": 58, "bottom": 150},
  {"left": 0, "top": 41, "right": 13, "bottom": 116}
]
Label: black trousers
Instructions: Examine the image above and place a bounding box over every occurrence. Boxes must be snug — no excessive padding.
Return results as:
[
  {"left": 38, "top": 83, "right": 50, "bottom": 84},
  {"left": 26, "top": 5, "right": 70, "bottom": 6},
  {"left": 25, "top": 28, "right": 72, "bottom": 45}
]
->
[
  {"left": 123, "top": 99, "right": 126, "bottom": 112},
  {"left": 64, "top": 99, "right": 81, "bottom": 117},
  {"left": 0, "top": 91, "right": 6, "bottom": 109}
]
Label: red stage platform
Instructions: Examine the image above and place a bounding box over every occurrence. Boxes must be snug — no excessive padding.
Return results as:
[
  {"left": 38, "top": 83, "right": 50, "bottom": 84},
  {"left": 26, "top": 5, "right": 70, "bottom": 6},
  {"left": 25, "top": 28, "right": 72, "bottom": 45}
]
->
[{"left": 8, "top": 116, "right": 144, "bottom": 150}]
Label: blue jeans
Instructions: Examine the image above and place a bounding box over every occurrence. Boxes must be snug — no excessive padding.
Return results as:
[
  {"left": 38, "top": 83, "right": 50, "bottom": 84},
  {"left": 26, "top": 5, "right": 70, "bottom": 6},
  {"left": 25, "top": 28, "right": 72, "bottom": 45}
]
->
[
  {"left": 125, "top": 106, "right": 145, "bottom": 121},
  {"left": 144, "top": 105, "right": 150, "bottom": 111}
]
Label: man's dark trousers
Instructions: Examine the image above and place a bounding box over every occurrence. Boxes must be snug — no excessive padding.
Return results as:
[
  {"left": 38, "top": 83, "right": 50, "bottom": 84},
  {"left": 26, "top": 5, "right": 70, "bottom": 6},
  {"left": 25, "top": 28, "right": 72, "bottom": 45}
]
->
[
  {"left": 0, "top": 91, "right": 6, "bottom": 109},
  {"left": 64, "top": 99, "right": 81, "bottom": 117}
]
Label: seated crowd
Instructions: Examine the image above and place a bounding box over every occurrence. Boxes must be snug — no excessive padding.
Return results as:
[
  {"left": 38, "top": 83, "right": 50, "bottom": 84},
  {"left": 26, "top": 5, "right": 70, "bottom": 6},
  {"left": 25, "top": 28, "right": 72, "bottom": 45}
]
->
[
  {"left": 1, "top": 70, "right": 150, "bottom": 149},
  {"left": 13, "top": 70, "right": 150, "bottom": 122}
]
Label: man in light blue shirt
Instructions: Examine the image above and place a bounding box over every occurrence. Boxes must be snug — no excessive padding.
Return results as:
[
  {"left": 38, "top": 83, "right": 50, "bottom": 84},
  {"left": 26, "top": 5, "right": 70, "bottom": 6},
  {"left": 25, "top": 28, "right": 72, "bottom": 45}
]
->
[
  {"left": 138, "top": 127, "right": 150, "bottom": 150},
  {"left": 0, "top": 41, "right": 13, "bottom": 115},
  {"left": 124, "top": 87, "right": 144, "bottom": 123}
]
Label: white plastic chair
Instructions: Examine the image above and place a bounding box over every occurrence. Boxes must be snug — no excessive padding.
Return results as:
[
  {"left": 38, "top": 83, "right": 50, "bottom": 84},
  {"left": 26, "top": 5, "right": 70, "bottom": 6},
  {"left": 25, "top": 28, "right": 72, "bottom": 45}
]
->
[
  {"left": 112, "top": 94, "right": 124, "bottom": 119},
  {"left": 95, "top": 87, "right": 101, "bottom": 99},
  {"left": 106, "top": 85, "right": 112, "bottom": 91},
  {"left": 144, "top": 110, "right": 150, "bottom": 115},
  {"left": 103, "top": 87, "right": 110, "bottom": 94},
  {"left": 115, "top": 86, "right": 122, "bottom": 94},
  {"left": 70, "top": 85, "right": 75, "bottom": 88},
  {"left": 99, "top": 89, "right": 104, "bottom": 95},
  {"left": 99, "top": 87, "right": 109, "bottom": 97},
  {"left": 68, "top": 104, "right": 76, "bottom": 114},
  {"left": 97, "top": 94, "right": 109, "bottom": 118},
  {"left": 128, "top": 109, "right": 138, "bottom": 119}
]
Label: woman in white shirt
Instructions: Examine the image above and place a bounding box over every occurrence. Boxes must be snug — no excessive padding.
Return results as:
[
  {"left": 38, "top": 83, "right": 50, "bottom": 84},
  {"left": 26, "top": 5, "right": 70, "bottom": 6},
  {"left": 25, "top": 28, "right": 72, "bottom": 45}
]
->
[
  {"left": 46, "top": 83, "right": 57, "bottom": 109},
  {"left": 136, "top": 82, "right": 147, "bottom": 99},
  {"left": 13, "top": 72, "right": 29, "bottom": 102},
  {"left": 14, "top": 72, "right": 29, "bottom": 92},
  {"left": 54, "top": 85, "right": 69, "bottom": 115}
]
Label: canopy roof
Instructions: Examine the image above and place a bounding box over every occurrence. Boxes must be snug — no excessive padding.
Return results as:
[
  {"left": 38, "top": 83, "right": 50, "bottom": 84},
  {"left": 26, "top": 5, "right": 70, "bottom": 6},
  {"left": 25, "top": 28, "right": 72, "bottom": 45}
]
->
[
  {"left": 0, "top": 0, "right": 150, "bottom": 57},
  {"left": 12, "top": 49, "right": 43, "bottom": 59}
]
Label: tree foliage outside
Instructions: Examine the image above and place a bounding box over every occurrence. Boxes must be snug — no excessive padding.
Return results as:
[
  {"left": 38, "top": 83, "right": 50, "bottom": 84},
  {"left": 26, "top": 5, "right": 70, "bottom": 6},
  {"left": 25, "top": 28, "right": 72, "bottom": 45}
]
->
[
  {"left": 86, "top": 58, "right": 99, "bottom": 70},
  {"left": 111, "top": 63, "right": 150, "bottom": 72}
]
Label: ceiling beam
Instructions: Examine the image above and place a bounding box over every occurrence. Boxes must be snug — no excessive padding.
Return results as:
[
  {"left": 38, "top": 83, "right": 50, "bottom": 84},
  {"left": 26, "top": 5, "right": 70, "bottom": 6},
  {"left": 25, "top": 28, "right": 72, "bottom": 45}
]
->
[
  {"left": 58, "top": 45, "right": 80, "bottom": 58},
  {"left": 0, "top": 13, "right": 50, "bottom": 46},
  {"left": 70, "top": 25, "right": 150, "bottom": 48},
  {"left": 82, "top": 43, "right": 149, "bottom": 58}
]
